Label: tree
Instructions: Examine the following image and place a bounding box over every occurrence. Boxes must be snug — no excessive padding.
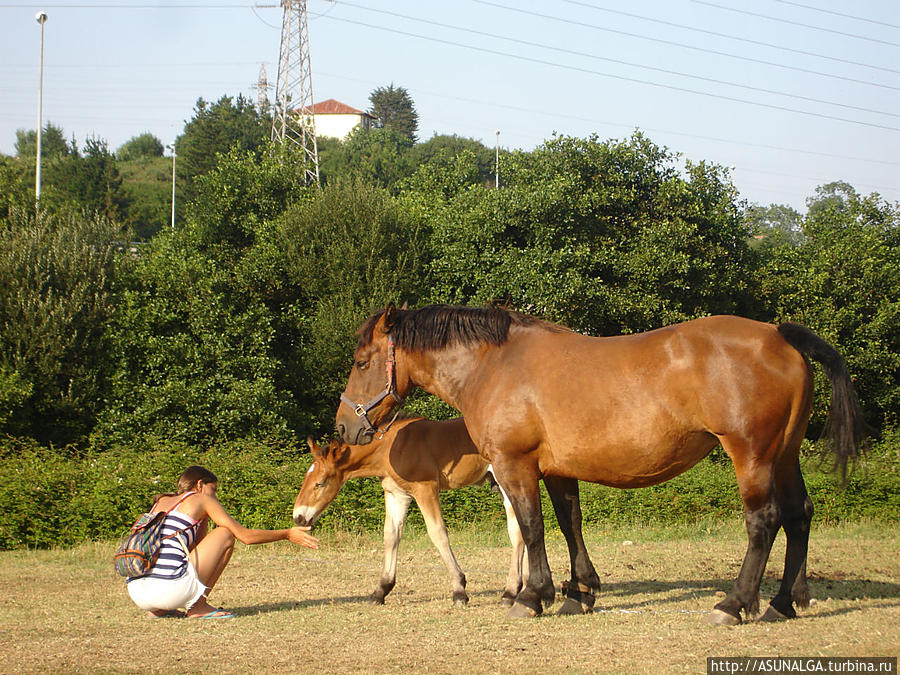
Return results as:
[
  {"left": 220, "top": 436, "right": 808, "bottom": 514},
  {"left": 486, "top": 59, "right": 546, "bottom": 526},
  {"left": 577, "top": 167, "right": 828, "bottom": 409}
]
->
[
  {"left": 274, "top": 179, "right": 428, "bottom": 429},
  {"left": 771, "top": 188, "right": 899, "bottom": 431},
  {"left": 116, "top": 132, "right": 165, "bottom": 161},
  {"left": 175, "top": 95, "right": 269, "bottom": 205},
  {"left": 409, "top": 134, "right": 496, "bottom": 186},
  {"left": 0, "top": 209, "right": 121, "bottom": 444},
  {"left": 420, "top": 132, "right": 758, "bottom": 335},
  {"left": 97, "top": 230, "right": 299, "bottom": 447},
  {"left": 118, "top": 155, "right": 172, "bottom": 241},
  {"left": 15, "top": 122, "right": 70, "bottom": 161},
  {"left": 806, "top": 181, "right": 857, "bottom": 220},
  {"left": 744, "top": 203, "right": 803, "bottom": 249},
  {"left": 368, "top": 84, "right": 418, "bottom": 142},
  {"left": 318, "top": 126, "right": 414, "bottom": 191}
]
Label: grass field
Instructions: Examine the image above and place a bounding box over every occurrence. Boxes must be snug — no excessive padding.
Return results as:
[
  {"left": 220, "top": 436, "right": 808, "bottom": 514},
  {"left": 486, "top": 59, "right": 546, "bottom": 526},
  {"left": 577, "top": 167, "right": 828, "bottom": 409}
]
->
[{"left": 1, "top": 520, "right": 897, "bottom": 674}]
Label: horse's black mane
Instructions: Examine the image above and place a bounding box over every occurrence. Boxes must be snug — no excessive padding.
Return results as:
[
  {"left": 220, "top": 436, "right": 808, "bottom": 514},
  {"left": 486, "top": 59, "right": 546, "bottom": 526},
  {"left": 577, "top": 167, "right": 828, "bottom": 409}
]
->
[{"left": 357, "top": 304, "right": 567, "bottom": 351}]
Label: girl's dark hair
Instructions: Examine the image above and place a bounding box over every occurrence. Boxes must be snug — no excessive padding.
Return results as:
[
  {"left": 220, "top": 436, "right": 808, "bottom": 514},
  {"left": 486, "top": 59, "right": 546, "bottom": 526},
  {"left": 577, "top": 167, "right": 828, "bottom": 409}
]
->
[
  {"left": 153, "top": 465, "right": 218, "bottom": 505},
  {"left": 176, "top": 465, "right": 218, "bottom": 494}
]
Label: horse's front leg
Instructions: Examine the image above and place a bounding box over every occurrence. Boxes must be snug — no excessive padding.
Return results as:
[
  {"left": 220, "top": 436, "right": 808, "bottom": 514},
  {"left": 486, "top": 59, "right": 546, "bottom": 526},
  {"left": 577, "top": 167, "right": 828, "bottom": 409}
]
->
[
  {"left": 412, "top": 484, "right": 469, "bottom": 606},
  {"left": 490, "top": 458, "right": 555, "bottom": 618},
  {"left": 371, "top": 483, "right": 412, "bottom": 605},
  {"left": 544, "top": 475, "right": 601, "bottom": 615}
]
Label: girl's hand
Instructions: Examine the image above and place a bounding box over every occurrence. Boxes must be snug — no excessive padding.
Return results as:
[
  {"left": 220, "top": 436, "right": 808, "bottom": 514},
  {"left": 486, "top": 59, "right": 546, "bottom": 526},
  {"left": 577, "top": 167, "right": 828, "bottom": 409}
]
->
[{"left": 287, "top": 526, "right": 319, "bottom": 549}]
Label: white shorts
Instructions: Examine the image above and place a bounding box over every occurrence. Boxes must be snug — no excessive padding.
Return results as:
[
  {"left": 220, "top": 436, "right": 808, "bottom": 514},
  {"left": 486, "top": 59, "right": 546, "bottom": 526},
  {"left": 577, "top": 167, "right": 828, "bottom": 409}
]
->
[{"left": 127, "top": 562, "right": 207, "bottom": 612}]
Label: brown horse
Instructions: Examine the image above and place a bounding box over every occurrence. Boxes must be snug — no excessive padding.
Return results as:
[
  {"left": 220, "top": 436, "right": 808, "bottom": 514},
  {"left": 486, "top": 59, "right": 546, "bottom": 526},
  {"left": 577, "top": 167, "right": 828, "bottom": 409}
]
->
[
  {"left": 293, "top": 416, "right": 526, "bottom": 606},
  {"left": 335, "top": 304, "right": 867, "bottom": 624}
]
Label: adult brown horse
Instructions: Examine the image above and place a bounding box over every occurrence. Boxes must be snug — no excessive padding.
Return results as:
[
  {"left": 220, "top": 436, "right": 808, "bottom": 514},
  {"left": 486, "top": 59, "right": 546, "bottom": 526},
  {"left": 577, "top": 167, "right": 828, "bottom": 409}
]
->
[
  {"left": 293, "top": 417, "right": 526, "bottom": 606},
  {"left": 335, "top": 304, "right": 867, "bottom": 624}
]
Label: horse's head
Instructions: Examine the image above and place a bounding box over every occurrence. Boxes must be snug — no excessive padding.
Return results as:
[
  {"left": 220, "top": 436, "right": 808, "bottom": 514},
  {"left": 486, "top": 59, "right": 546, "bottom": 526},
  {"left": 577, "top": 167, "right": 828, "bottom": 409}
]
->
[
  {"left": 292, "top": 437, "right": 352, "bottom": 527},
  {"left": 336, "top": 304, "right": 410, "bottom": 445}
]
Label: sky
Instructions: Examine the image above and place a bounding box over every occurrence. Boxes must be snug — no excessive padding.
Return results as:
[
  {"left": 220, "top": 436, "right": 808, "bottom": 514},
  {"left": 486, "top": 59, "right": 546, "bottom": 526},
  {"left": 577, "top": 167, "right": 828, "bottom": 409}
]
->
[{"left": 1, "top": 0, "right": 898, "bottom": 213}]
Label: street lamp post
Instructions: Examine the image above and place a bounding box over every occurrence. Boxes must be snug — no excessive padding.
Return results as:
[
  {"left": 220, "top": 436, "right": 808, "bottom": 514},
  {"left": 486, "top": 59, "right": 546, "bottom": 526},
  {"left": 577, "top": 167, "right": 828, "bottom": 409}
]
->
[
  {"left": 495, "top": 130, "right": 500, "bottom": 189},
  {"left": 167, "top": 144, "right": 176, "bottom": 229},
  {"left": 35, "top": 10, "right": 48, "bottom": 210}
]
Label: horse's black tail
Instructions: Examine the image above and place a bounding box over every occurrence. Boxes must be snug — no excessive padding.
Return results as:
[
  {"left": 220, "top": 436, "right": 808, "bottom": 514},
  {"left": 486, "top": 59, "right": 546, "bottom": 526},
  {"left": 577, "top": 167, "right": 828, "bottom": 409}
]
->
[{"left": 777, "top": 322, "right": 868, "bottom": 478}]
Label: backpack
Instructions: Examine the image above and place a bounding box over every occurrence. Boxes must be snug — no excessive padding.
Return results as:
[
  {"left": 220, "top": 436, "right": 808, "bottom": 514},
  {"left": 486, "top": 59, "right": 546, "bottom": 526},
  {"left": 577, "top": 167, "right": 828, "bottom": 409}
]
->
[{"left": 113, "top": 492, "right": 194, "bottom": 579}]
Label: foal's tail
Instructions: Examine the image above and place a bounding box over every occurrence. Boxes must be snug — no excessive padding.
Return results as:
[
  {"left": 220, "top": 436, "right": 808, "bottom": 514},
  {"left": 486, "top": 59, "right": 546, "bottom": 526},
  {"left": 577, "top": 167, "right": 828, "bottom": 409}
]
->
[{"left": 777, "top": 322, "right": 868, "bottom": 477}]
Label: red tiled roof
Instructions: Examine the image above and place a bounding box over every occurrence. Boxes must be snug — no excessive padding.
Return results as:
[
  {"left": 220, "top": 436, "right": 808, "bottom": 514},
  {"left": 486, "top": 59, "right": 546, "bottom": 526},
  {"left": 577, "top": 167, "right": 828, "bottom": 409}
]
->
[{"left": 310, "top": 99, "right": 373, "bottom": 116}]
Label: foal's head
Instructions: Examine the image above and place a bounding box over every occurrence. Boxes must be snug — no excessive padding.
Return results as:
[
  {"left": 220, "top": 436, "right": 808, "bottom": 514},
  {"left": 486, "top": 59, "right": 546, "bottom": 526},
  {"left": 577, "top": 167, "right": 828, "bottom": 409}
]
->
[{"left": 292, "top": 438, "right": 352, "bottom": 527}]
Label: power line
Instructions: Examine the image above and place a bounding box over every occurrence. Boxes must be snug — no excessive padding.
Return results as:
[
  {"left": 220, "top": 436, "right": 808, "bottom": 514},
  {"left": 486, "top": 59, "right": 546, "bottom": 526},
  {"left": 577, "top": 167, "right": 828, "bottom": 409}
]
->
[
  {"left": 318, "top": 13, "right": 900, "bottom": 132},
  {"left": 562, "top": 0, "right": 900, "bottom": 76},
  {"left": 334, "top": 2, "right": 899, "bottom": 121},
  {"left": 773, "top": 0, "right": 900, "bottom": 31},
  {"left": 474, "top": 0, "right": 898, "bottom": 93},
  {"left": 692, "top": 0, "right": 900, "bottom": 48}
]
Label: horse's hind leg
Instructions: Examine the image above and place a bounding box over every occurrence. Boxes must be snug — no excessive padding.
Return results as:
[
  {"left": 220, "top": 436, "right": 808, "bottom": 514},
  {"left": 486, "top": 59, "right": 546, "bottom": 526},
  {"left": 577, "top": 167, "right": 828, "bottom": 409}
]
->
[
  {"left": 494, "top": 476, "right": 528, "bottom": 606},
  {"left": 709, "top": 444, "right": 782, "bottom": 625},
  {"left": 544, "top": 476, "right": 601, "bottom": 615},
  {"left": 761, "top": 461, "right": 813, "bottom": 621}
]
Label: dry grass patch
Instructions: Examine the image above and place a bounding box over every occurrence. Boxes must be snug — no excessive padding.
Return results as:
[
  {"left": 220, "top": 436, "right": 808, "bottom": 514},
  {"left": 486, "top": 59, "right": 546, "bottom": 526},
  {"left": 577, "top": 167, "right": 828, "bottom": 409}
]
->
[{"left": 1, "top": 521, "right": 897, "bottom": 673}]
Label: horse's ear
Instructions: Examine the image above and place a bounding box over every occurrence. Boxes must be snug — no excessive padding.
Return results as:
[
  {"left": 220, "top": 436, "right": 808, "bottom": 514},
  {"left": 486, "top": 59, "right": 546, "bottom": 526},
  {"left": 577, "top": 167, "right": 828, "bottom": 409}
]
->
[
  {"left": 337, "top": 446, "right": 352, "bottom": 465},
  {"left": 399, "top": 301, "right": 408, "bottom": 310},
  {"left": 382, "top": 302, "right": 397, "bottom": 332},
  {"left": 327, "top": 439, "right": 343, "bottom": 459},
  {"left": 306, "top": 436, "right": 317, "bottom": 453}
]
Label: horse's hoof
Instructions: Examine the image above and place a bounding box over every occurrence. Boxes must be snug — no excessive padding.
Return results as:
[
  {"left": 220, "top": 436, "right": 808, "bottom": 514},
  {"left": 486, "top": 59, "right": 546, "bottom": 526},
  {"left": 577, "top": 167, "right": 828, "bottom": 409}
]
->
[
  {"left": 556, "top": 597, "right": 590, "bottom": 615},
  {"left": 706, "top": 609, "right": 741, "bottom": 626},
  {"left": 759, "top": 606, "right": 791, "bottom": 622},
  {"left": 507, "top": 602, "right": 540, "bottom": 619},
  {"left": 368, "top": 595, "right": 386, "bottom": 606},
  {"left": 452, "top": 593, "right": 469, "bottom": 607},
  {"left": 499, "top": 595, "right": 515, "bottom": 607}
]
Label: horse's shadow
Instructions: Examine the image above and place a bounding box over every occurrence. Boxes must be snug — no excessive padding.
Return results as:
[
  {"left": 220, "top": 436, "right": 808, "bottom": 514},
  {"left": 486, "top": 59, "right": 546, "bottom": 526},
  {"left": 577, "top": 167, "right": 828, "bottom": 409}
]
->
[
  {"left": 231, "top": 595, "right": 371, "bottom": 616},
  {"left": 229, "top": 575, "right": 900, "bottom": 617}
]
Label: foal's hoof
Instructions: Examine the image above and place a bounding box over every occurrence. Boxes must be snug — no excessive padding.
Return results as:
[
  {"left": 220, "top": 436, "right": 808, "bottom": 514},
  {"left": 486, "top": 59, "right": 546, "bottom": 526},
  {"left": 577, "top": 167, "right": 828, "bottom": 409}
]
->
[
  {"left": 499, "top": 594, "right": 516, "bottom": 607},
  {"left": 368, "top": 595, "right": 386, "bottom": 606},
  {"left": 507, "top": 602, "right": 540, "bottom": 619},
  {"left": 452, "top": 592, "right": 469, "bottom": 607},
  {"left": 706, "top": 609, "right": 741, "bottom": 626},
  {"left": 758, "top": 606, "right": 791, "bottom": 622},
  {"left": 556, "top": 597, "right": 591, "bottom": 615}
]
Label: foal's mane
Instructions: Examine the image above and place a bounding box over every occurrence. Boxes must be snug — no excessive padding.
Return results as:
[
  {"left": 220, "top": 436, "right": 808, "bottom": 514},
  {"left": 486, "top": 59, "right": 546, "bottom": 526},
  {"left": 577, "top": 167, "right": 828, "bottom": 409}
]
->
[{"left": 357, "top": 304, "right": 568, "bottom": 352}]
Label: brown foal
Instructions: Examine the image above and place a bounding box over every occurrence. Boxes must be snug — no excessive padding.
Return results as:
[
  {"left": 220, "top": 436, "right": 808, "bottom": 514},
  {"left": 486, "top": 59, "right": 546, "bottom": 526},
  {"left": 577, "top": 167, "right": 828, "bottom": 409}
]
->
[
  {"left": 335, "top": 304, "right": 866, "bottom": 624},
  {"left": 293, "top": 416, "right": 526, "bottom": 606}
]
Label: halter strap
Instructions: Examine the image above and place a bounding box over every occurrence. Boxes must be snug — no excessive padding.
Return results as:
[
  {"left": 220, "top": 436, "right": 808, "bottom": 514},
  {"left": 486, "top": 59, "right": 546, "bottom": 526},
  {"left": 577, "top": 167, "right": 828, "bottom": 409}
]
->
[{"left": 339, "top": 337, "right": 404, "bottom": 435}]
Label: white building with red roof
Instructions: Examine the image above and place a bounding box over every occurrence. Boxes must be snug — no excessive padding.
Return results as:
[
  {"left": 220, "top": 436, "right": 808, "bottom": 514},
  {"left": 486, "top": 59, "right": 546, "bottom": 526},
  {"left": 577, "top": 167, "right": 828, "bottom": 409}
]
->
[{"left": 307, "top": 99, "right": 375, "bottom": 139}]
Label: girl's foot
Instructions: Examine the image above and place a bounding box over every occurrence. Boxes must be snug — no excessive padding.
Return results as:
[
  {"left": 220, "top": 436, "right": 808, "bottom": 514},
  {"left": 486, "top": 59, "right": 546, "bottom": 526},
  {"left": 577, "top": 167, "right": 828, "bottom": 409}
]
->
[{"left": 187, "top": 607, "right": 234, "bottom": 619}]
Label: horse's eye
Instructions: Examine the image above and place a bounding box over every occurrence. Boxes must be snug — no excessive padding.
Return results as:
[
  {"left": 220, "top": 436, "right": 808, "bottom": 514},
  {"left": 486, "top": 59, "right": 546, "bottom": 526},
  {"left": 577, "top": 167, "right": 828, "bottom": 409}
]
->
[
  {"left": 314, "top": 481, "right": 327, "bottom": 489},
  {"left": 356, "top": 359, "right": 369, "bottom": 370}
]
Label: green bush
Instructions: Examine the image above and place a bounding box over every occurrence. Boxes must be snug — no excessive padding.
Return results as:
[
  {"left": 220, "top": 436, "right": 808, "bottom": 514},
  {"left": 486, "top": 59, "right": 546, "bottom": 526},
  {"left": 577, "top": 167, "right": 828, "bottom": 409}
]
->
[{"left": 0, "top": 435, "right": 896, "bottom": 551}]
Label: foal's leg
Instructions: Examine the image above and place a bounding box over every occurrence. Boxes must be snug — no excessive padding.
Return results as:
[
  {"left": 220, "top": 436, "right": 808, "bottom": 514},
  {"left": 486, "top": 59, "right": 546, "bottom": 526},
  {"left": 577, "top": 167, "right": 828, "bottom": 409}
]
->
[
  {"left": 544, "top": 476, "right": 601, "bottom": 615},
  {"left": 412, "top": 484, "right": 469, "bottom": 606},
  {"left": 709, "top": 449, "right": 782, "bottom": 625},
  {"left": 496, "top": 479, "right": 528, "bottom": 606},
  {"left": 371, "top": 485, "right": 413, "bottom": 605},
  {"left": 762, "top": 461, "right": 813, "bottom": 621},
  {"left": 491, "top": 458, "right": 555, "bottom": 618}
]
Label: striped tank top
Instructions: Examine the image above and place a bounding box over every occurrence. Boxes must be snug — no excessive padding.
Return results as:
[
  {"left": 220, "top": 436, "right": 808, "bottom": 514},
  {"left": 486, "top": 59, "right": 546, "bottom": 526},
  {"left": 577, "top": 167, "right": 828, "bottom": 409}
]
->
[{"left": 127, "top": 492, "right": 201, "bottom": 582}]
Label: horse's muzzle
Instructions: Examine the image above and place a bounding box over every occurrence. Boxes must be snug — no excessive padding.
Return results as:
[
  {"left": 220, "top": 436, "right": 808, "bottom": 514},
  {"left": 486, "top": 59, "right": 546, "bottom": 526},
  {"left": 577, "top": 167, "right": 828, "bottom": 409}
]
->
[{"left": 337, "top": 420, "right": 374, "bottom": 446}]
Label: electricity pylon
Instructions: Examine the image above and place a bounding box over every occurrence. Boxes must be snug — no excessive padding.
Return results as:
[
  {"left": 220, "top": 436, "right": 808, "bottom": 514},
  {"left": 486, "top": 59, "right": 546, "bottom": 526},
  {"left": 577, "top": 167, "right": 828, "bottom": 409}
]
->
[
  {"left": 271, "top": 0, "right": 319, "bottom": 185},
  {"left": 252, "top": 62, "right": 270, "bottom": 112}
]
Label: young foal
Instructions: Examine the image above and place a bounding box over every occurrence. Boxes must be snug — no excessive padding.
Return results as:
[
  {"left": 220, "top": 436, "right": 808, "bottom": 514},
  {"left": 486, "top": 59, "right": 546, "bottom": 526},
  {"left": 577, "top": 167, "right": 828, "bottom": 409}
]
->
[{"left": 293, "top": 416, "right": 526, "bottom": 606}]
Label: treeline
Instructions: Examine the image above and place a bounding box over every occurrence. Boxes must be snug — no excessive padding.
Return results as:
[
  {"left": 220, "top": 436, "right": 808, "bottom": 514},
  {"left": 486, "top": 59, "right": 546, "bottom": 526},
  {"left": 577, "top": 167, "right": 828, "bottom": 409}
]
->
[{"left": 0, "top": 94, "right": 897, "bottom": 547}]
